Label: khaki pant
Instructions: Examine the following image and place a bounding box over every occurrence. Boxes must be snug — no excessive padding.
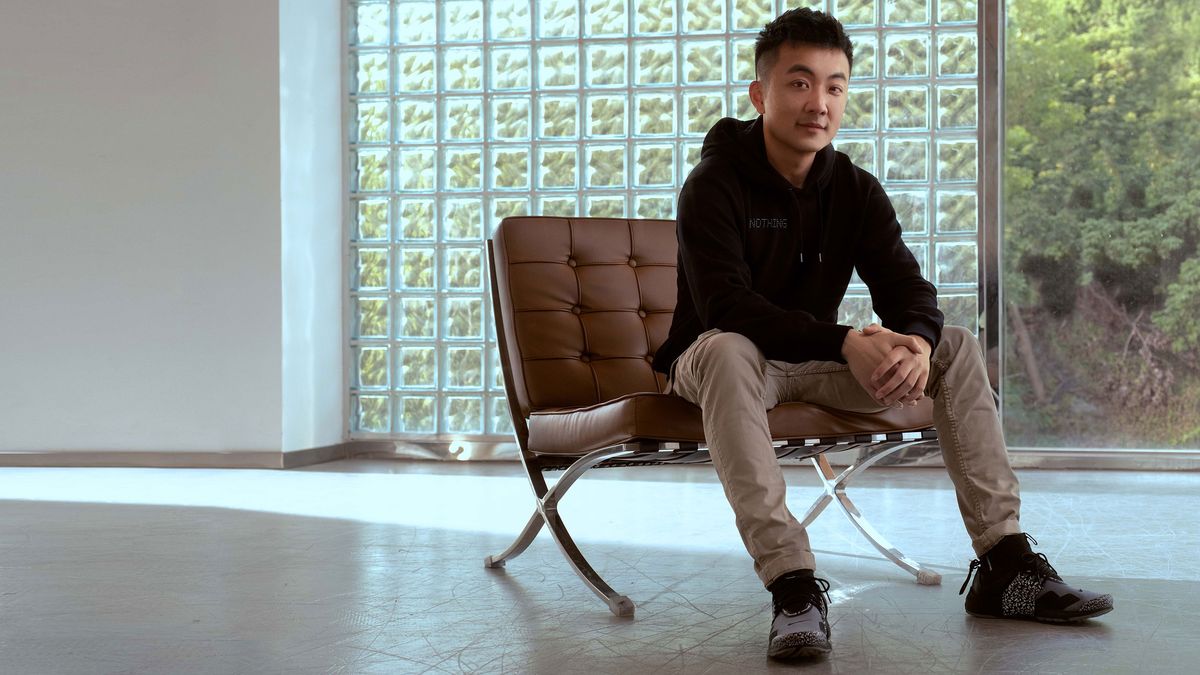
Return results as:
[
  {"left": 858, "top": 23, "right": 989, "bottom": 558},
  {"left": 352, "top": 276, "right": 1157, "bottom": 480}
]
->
[{"left": 665, "top": 326, "right": 1022, "bottom": 586}]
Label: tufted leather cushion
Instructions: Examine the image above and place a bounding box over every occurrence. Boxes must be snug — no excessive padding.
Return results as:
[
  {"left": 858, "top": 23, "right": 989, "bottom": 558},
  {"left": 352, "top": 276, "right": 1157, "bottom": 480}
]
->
[{"left": 491, "top": 216, "right": 935, "bottom": 456}]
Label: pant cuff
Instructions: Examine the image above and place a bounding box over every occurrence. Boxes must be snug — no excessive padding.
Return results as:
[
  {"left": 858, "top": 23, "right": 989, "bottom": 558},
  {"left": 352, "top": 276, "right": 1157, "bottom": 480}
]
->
[
  {"left": 970, "top": 519, "right": 1023, "bottom": 558},
  {"left": 758, "top": 551, "right": 818, "bottom": 587}
]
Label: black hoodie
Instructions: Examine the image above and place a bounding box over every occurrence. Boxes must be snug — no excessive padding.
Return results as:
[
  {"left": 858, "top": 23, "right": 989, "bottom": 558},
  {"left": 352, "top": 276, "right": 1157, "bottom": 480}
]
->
[{"left": 651, "top": 116, "right": 943, "bottom": 375}]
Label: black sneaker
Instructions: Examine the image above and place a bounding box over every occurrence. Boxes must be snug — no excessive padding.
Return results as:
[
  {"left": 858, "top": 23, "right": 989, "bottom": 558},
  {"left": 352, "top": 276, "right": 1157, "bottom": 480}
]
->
[
  {"left": 766, "top": 570, "right": 832, "bottom": 659},
  {"left": 960, "top": 534, "right": 1114, "bottom": 623}
]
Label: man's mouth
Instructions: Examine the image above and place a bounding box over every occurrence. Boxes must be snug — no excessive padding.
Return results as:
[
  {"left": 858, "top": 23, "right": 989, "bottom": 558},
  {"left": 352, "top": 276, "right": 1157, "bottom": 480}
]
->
[{"left": 799, "top": 122, "right": 826, "bottom": 130}]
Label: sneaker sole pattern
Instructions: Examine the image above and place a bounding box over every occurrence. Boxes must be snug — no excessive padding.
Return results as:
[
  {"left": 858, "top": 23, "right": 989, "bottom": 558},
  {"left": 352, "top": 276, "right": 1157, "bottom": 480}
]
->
[
  {"left": 768, "top": 633, "right": 832, "bottom": 660},
  {"left": 966, "top": 604, "right": 1114, "bottom": 624}
]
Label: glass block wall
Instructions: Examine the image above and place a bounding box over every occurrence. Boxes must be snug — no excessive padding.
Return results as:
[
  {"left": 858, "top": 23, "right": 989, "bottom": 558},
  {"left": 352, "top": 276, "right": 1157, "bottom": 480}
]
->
[{"left": 347, "top": 0, "right": 980, "bottom": 439}]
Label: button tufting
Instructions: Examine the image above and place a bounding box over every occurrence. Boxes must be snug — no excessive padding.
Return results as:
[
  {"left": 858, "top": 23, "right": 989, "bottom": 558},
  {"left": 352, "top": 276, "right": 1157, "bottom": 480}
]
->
[
  {"left": 637, "top": 309, "right": 647, "bottom": 318},
  {"left": 567, "top": 258, "right": 577, "bottom": 267},
  {"left": 628, "top": 258, "right": 638, "bottom": 267},
  {"left": 580, "top": 354, "right": 591, "bottom": 363},
  {"left": 571, "top": 306, "right": 582, "bottom": 315}
]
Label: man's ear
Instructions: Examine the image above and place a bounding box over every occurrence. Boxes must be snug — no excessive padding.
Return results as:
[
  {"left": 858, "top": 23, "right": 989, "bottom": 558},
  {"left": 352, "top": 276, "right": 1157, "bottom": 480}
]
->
[{"left": 748, "top": 80, "right": 766, "bottom": 115}]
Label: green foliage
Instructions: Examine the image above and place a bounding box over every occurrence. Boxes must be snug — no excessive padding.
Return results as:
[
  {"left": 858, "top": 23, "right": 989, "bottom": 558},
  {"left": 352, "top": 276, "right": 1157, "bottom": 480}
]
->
[{"left": 1154, "top": 258, "right": 1200, "bottom": 354}]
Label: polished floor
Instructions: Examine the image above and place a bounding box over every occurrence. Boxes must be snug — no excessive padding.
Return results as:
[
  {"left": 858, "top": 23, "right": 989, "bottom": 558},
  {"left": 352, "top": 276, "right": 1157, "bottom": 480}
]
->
[{"left": 0, "top": 460, "right": 1196, "bottom": 674}]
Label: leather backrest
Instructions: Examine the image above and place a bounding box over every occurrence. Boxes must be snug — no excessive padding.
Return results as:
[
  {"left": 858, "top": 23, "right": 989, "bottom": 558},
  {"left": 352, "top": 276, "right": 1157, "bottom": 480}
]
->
[{"left": 491, "top": 217, "right": 676, "bottom": 417}]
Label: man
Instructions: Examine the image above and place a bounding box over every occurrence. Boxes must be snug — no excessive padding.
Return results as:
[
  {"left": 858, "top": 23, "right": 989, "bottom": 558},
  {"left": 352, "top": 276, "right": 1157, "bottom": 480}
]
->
[{"left": 650, "top": 7, "right": 1113, "bottom": 661}]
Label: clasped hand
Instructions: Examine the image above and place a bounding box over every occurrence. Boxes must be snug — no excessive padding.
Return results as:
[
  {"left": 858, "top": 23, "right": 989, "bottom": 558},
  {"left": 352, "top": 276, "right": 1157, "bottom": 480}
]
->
[{"left": 841, "top": 323, "right": 931, "bottom": 408}]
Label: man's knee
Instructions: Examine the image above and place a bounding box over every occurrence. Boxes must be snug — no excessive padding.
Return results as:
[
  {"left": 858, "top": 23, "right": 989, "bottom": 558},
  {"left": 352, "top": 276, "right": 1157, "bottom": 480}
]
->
[
  {"left": 937, "top": 325, "right": 982, "bottom": 359},
  {"left": 694, "top": 331, "right": 766, "bottom": 378}
]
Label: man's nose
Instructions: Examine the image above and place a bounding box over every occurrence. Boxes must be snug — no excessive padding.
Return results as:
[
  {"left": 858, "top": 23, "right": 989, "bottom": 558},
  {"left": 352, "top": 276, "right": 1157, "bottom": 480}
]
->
[{"left": 805, "top": 91, "right": 828, "bottom": 115}]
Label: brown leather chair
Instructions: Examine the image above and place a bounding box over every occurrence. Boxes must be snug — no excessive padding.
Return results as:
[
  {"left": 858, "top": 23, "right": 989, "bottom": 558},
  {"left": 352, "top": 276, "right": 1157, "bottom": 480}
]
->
[{"left": 485, "top": 216, "right": 941, "bottom": 617}]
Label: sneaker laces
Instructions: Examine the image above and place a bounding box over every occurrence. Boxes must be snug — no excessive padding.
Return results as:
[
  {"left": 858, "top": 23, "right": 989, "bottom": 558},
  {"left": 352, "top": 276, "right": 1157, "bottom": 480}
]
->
[
  {"left": 773, "top": 575, "right": 831, "bottom": 615},
  {"left": 958, "top": 534, "right": 1060, "bottom": 595}
]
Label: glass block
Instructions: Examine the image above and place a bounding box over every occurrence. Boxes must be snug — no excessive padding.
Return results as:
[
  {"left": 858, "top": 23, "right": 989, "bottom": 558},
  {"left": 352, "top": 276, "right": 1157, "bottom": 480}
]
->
[
  {"left": 538, "top": 96, "right": 579, "bottom": 139},
  {"left": 683, "top": 41, "right": 725, "bottom": 84},
  {"left": 356, "top": 346, "right": 389, "bottom": 388},
  {"left": 399, "top": 347, "right": 436, "bottom": 388},
  {"left": 937, "top": 85, "right": 976, "bottom": 129},
  {"left": 907, "top": 241, "right": 929, "bottom": 278},
  {"left": 443, "top": 198, "right": 483, "bottom": 239},
  {"left": 884, "top": 0, "right": 929, "bottom": 25},
  {"left": 490, "top": 47, "right": 531, "bottom": 90},
  {"left": 490, "top": 148, "right": 530, "bottom": 190},
  {"left": 492, "top": 397, "right": 515, "bottom": 435},
  {"left": 936, "top": 241, "right": 976, "bottom": 285},
  {"left": 443, "top": 1, "right": 483, "bottom": 41},
  {"left": 884, "top": 138, "right": 929, "bottom": 181},
  {"left": 442, "top": 98, "right": 483, "bottom": 141},
  {"left": 585, "top": 145, "right": 627, "bottom": 188},
  {"left": 356, "top": 199, "right": 389, "bottom": 241},
  {"left": 842, "top": 87, "right": 877, "bottom": 131},
  {"left": 538, "top": 45, "right": 579, "bottom": 89},
  {"left": 490, "top": 0, "right": 531, "bottom": 40},
  {"left": 356, "top": 395, "right": 390, "bottom": 433},
  {"left": 395, "top": 2, "right": 436, "bottom": 43},
  {"left": 444, "top": 48, "right": 483, "bottom": 91},
  {"left": 635, "top": 93, "right": 675, "bottom": 135},
  {"left": 491, "top": 197, "right": 530, "bottom": 228},
  {"left": 634, "top": 144, "right": 674, "bottom": 187},
  {"left": 491, "top": 100, "right": 530, "bottom": 142},
  {"left": 538, "top": 0, "right": 580, "bottom": 38},
  {"left": 938, "top": 33, "right": 977, "bottom": 77},
  {"left": 400, "top": 199, "right": 435, "bottom": 240},
  {"left": 885, "top": 85, "right": 929, "bottom": 131},
  {"left": 884, "top": 34, "right": 929, "bottom": 78},
  {"left": 938, "top": 0, "right": 977, "bottom": 23},
  {"left": 354, "top": 52, "right": 388, "bottom": 94},
  {"left": 397, "top": 99, "right": 435, "bottom": 141},
  {"left": 397, "top": 148, "right": 435, "bottom": 191},
  {"left": 444, "top": 247, "right": 483, "bottom": 290},
  {"left": 538, "top": 147, "right": 579, "bottom": 189},
  {"left": 684, "top": 91, "right": 725, "bottom": 135},
  {"left": 635, "top": 0, "right": 675, "bottom": 34},
  {"left": 634, "top": 42, "right": 675, "bottom": 85},
  {"left": 891, "top": 190, "right": 929, "bottom": 233},
  {"left": 444, "top": 149, "right": 482, "bottom": 191},
  {"left": 586, "top": 195, "right": 627, "bottom": 218},
  {"left": 355, "top": 297, "right": 389, "bottom": 338},
  {"left": 447, "top": 347, "right": 484, "bottom": 388},
  {"left": 839, "top": 295, "right": 876, "bottom": 328},
  {"left": 396, "top": 50, "right": 435, "bottom": 92},
  {"left": 680, "top": 141, "right": 703, "bottom": 181},
  {"left": 838, "top": 139, "right": 877, "bottom": 173},
  {"left": 586, "top": 0, "right": 628, "bottom": 35},
  {"left": 732, "top": 92, "right": 758, "bottom": 121},
  {"left": 937, "top": 139, "right": 976, "bottom": 182},
  {"left": 401, "top": 298, "right": 437, "bottom": 337},
  {"left": 939, "top": 294, "right": 978, "bottom": 332},
  {"left": 400, "top": 248, "right": 436, "bottom": 289},
  {"left": 734, "top": 0, "right": 774, "bottom": 31},
  {"left": 937, "top": 190, "right": 976, "bottom": 233},
  {"left": 540, "top": 196, "right": 579, "bottom": 216},
  {"left": 635, "top": 193, "right": 675, "bottom": 219},
  {"left": 733, "top": 39, "right": 756, "bottom": 82},
  {"left": 355, "top": 100, "right": 389, "bottom": 143},
  {"left": 586, "top": 44, "right": 627, "bottom": 87},
  {"left": 399, "top": 396, "right": 436, "bottom": 432},
  {"left": 836, "top": 0, "right": 876, "bottom": 26},
  {"left": 683, "top": 0, "right": 724, "bottom": 32},
  {"left": 586, "top": 95, "right": 626, "bottom": 137},
  {"left": 852, "top": 34, "right": 877, "bottom": 79},
  {"left": 444, "top": 297, "right": 484, "bottom": 338},
  {"left": 489, "top": 346, "right": 506, "bottom": 390},
  {"left": 355, "top": 149, "right": 389, "bottom": 192},
  {"left": 446, "top": 396, "right": 484, "bottom": 433}
]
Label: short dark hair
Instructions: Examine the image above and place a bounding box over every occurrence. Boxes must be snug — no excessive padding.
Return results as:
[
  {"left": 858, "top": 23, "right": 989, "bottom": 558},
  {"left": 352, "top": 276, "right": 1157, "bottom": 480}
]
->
[{"left": 754, "top": 8, "right": 854, "bottom": 80}]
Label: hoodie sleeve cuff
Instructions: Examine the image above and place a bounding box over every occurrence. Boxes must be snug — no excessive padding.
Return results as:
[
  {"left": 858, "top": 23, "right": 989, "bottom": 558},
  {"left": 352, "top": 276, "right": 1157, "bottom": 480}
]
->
[{"left": 812, "top": 323, "right": 855, "bottom": 363}]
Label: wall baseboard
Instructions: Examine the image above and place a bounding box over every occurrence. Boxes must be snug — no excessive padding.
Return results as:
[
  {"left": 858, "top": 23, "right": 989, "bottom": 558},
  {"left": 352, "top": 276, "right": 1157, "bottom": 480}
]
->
[{"left": 0, "top": 441, "right": 391, "bottom": 469}]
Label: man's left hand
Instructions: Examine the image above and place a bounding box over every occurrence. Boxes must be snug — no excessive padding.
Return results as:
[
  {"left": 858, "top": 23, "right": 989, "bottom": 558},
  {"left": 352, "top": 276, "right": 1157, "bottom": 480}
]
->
[{"left": 861, "top": 324, "right": 931, "bottom": 407}]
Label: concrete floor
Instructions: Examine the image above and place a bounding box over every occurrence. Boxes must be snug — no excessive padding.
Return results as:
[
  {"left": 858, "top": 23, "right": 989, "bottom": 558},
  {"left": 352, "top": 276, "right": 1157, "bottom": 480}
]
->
[{"left": 0, "top": 460, "right": 1196, "bottom": 674}]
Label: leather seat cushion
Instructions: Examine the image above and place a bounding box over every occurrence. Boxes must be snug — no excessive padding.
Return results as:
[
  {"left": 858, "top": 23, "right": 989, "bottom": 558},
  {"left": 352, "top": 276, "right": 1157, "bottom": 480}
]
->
[{"left": 527, "top": 393, "right": 934, "bottom": 456}]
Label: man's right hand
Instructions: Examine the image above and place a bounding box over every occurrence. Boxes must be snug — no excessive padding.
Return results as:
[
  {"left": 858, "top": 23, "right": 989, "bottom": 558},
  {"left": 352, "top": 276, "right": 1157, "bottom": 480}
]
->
[{"left": 841, "top": 325, "right": 929, "bottom": 407}]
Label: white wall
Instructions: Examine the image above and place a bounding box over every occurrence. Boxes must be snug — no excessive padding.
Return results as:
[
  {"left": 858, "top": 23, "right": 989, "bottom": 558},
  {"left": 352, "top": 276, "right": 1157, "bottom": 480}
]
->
[{"left": 0, "top": 0, "right": 334, "bottom": 455}]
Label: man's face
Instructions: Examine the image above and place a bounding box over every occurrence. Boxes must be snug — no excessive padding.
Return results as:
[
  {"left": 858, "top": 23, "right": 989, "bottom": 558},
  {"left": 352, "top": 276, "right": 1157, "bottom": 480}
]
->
[{"left": 749, "top": 43, "right": 850, "bottom": 158}]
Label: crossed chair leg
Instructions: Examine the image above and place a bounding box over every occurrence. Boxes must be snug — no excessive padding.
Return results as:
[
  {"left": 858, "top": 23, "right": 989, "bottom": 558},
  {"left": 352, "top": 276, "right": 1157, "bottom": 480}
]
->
[{"left": 485, "top": 439, "right": 940, "bottom": 617}]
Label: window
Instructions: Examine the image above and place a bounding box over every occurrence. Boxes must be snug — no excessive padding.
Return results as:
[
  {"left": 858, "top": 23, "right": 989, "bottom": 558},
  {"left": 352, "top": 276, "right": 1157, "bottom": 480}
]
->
[{"left": 346, "top": 0, "right": 981, "bottom": 441}]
